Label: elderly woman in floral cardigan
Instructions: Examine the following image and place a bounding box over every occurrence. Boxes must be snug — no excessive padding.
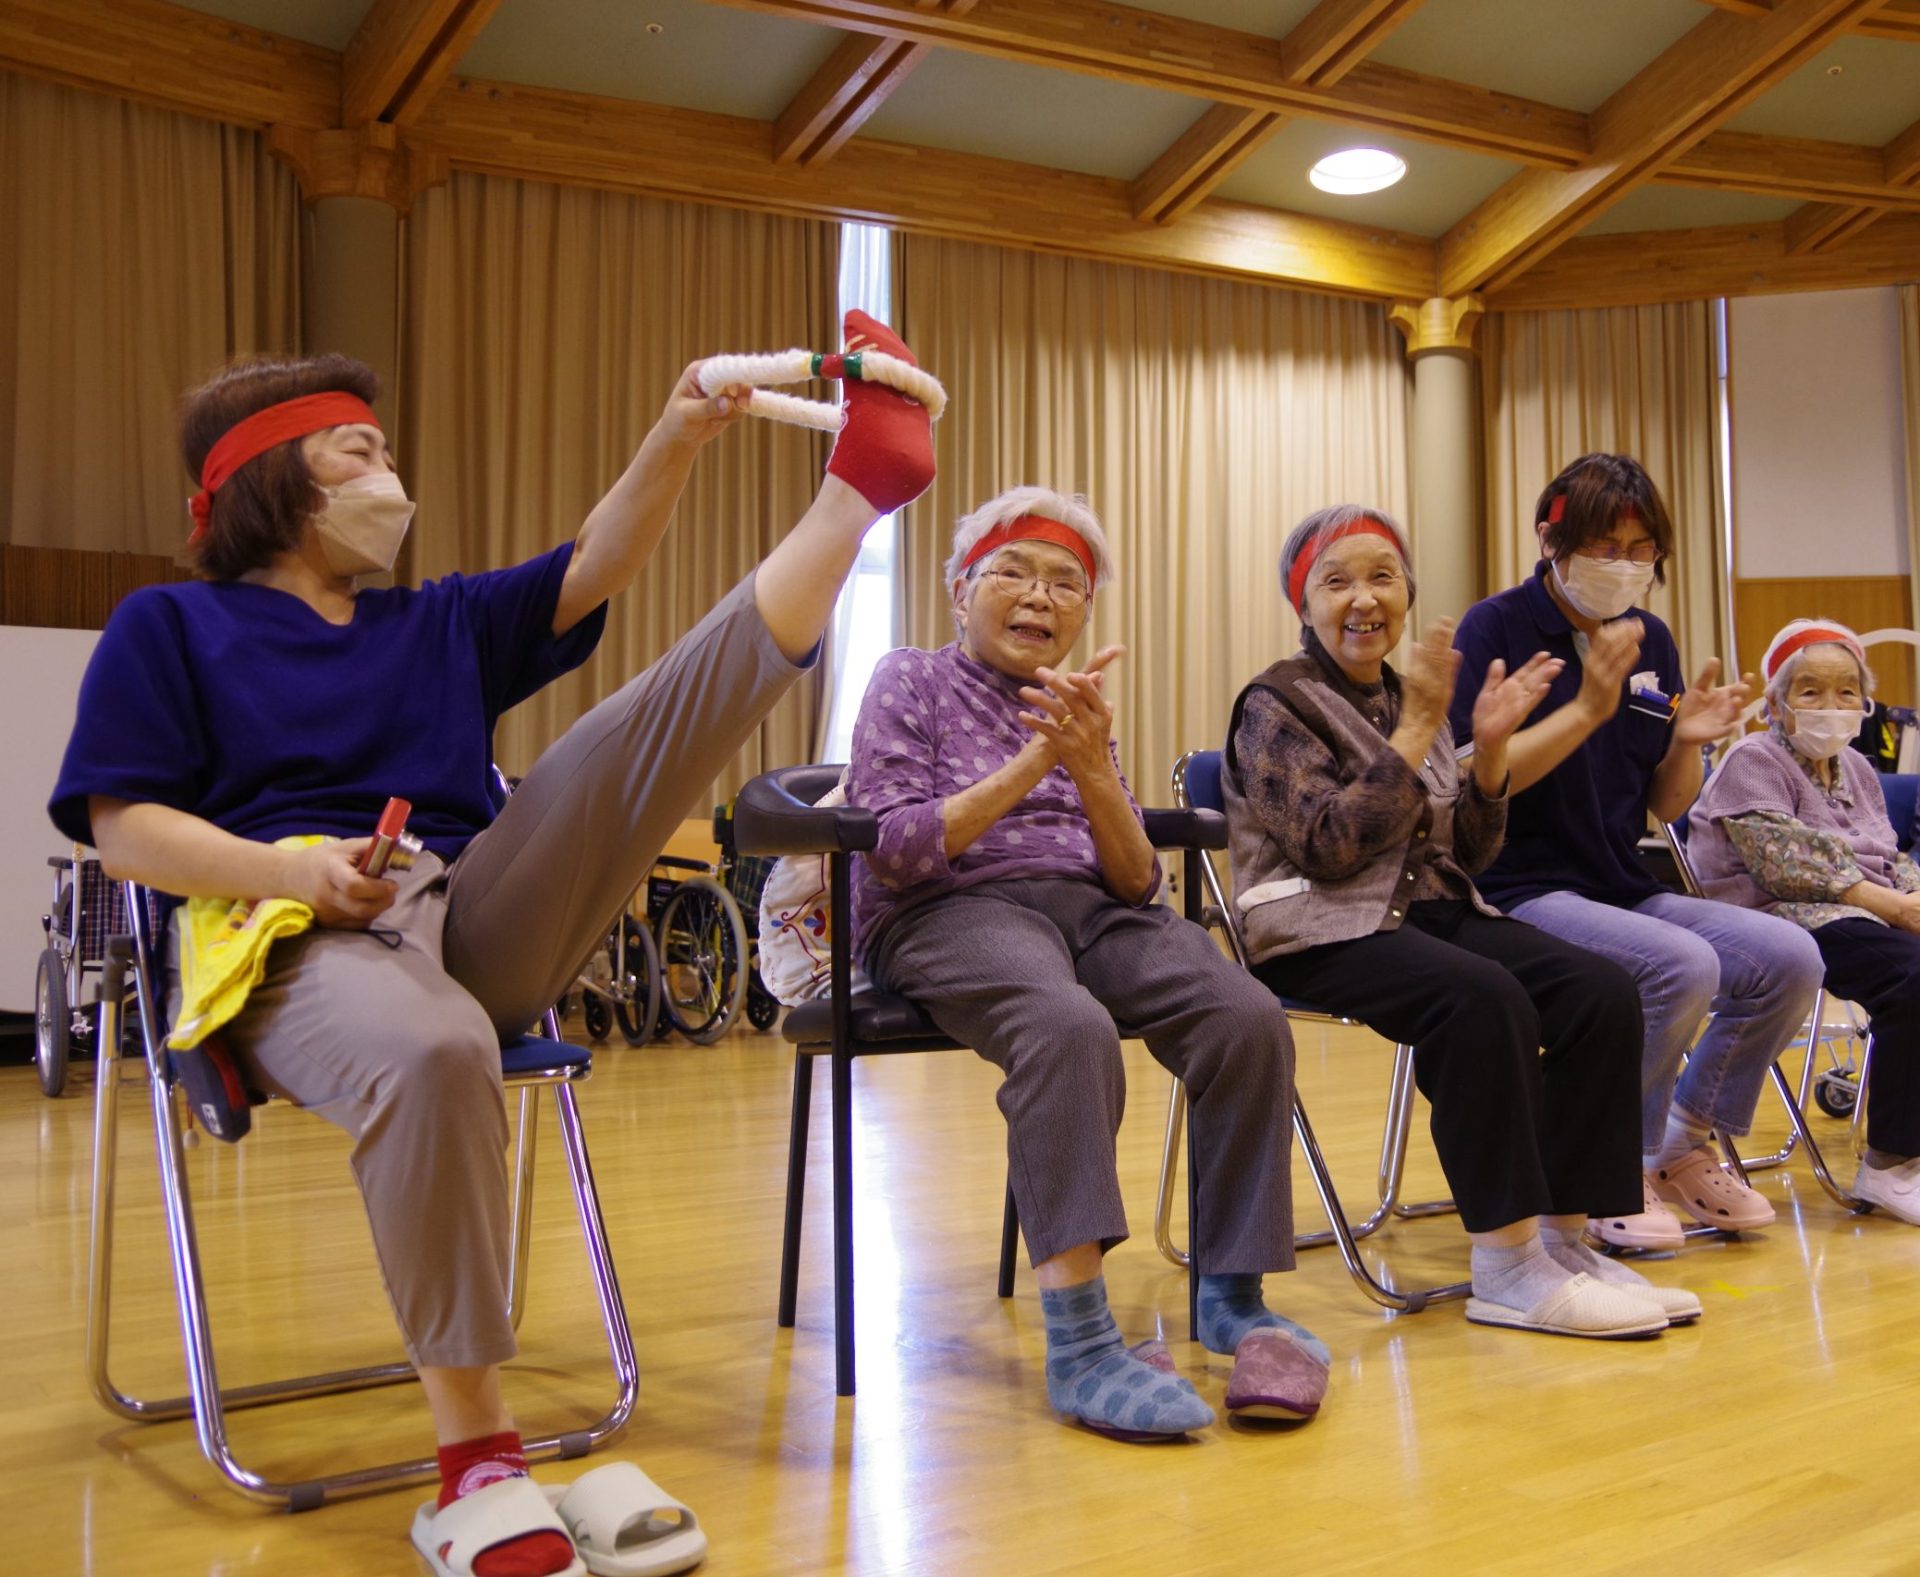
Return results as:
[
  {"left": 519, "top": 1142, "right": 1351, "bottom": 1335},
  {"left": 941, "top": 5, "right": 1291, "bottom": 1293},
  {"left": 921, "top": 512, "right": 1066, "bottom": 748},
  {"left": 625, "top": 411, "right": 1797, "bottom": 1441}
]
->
[{"left": 1691, "top": 619, "right": 1920, "bottom": 1226}]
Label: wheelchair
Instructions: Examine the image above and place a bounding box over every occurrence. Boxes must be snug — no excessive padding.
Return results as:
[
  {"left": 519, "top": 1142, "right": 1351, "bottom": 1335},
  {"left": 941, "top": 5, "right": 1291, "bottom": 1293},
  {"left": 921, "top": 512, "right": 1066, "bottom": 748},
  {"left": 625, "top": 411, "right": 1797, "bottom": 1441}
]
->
[
  {"left": 569, "top": 895, "right": 663, "bottom": 1047},
  {"left": 712, "top": 799, "right": 782, "bottom": 1033},
  {"left": 565, "top": 849, "right": 751, "bottom": 1047},
  {"left": 32, "top": 847, "right": 157, "bottom": 1097},
  {"left": 644, "top": 852, "right": 749, "bottom": 1043}
]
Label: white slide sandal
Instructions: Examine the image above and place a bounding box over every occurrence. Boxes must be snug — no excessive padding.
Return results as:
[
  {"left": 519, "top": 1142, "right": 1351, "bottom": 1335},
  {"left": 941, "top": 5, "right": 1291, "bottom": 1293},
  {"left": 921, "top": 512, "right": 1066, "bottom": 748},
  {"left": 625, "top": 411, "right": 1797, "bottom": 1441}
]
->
[
  {"left": 542, "top": 1461, "right": 708, "bottom": 1577},
  {"left": 410, "top": 1476, "right": 586, "bottom": 1577}
]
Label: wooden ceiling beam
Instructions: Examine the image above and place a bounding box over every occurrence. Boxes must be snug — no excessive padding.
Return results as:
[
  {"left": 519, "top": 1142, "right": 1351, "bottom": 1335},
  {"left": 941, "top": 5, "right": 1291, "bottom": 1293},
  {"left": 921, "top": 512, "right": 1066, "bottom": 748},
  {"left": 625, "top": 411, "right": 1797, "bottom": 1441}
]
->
[
  {"left": 410, "top": 75, "right": 1438, "bottom": 299},
  {"left": 1778, "top": 110, "right": 1920, "bottom": 255},
  {"left": 772, "top": 0, "right": 977, "bottom": 168},
  {"left": 0, "top": 0, "right": 337, "bottom": 130},
  {"left": 341, "top": 0, "right": 504, "bottom": 129},
  {"left": 1666, "top": 128, "right": 1920, "bottom": 206},
  {"left": 1697, "top": 0, "right": 1920, "bottom": 42},
  {"left": 773, "top": 33, "right": 926, "bottom": 165},
  {"left": 1490, "top": 212, "right": 1920, "bottom": 311},
  {"left": 1436, "top": 0, "right": 1883, "bottom": 297},
  {"left": 1129, "top": 0, "right": 1427, "bottom": 226},
  {"left": 1278, "top": 0, "right": 1429, "bottom": 88},
  {"left": 1131, "top": 104, "right": 1285, "bottom": 225},
  {"left": 700, "top": 0, "right": 1593, "bottom": 167}
]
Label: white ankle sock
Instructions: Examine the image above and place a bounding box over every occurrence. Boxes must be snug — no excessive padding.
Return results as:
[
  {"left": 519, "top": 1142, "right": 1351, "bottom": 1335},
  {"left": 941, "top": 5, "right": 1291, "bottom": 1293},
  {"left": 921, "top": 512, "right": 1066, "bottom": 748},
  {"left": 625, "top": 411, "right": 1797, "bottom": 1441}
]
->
[
  {"left": 1469, "top": 1238, "right": 1578, "bottom": 1313},
  {"left": 1538, "top": 1221, "right": 1652, "bottom": 1292},
  {"left": 1648, "top": 1111, "right": 1712, "bottom": 1171}
]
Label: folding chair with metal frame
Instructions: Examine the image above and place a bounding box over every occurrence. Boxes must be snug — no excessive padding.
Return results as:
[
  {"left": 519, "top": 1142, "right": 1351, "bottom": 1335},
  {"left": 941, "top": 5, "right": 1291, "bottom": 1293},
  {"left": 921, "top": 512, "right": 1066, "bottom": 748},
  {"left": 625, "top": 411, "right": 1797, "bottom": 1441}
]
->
[
  {"left": 1657, "top": 812, "right": 1878, "bottom": 1216},
  {"left": 1158, "top": 749, "right": 1469, "bottom": 1316},
  {"left": 85, "top": 884, "right": 640, "bottom": 1510},
  {"left": 732, "top": 763, "right": 1219, "bottom": 1398}
]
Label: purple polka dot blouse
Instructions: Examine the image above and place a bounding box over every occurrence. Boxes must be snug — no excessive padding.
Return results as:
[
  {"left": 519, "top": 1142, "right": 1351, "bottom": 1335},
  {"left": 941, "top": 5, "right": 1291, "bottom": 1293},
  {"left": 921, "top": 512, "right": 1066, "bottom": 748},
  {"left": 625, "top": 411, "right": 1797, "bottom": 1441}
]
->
[{"left": 846, "top": 643, "right": 1160, "bottom": 964}]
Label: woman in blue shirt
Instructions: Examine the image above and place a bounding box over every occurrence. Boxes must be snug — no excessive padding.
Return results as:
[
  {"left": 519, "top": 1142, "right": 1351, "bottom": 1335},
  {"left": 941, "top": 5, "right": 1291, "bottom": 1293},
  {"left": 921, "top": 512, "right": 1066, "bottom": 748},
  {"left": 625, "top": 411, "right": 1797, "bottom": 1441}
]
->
[
  {"left": 50, "top": 317, "right": 934, "bottom": 1577},
  {"left": 1451, "top": 454, "right": 1823, "bottom": 1255}
]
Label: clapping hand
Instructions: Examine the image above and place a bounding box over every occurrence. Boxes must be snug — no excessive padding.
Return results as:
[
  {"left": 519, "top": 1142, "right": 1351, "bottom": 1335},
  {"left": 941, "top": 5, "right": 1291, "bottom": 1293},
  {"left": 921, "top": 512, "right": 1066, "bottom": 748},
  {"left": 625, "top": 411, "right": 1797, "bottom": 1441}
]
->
[
  {"left": 1575, "top": 618, "right": 1645, "bottom": 725},
  {"left": 1672, "top": 658, "right": 1753, "bottom": 747},
  {"left": 1471, "top": 651, "right": 1563, "bottom": 752},
  {"left": 1401, "top": 619, "right": 1463, "bottom": 729},
  {"left": 1018, "top": 646, "right": 1126, "bottom": 782}
]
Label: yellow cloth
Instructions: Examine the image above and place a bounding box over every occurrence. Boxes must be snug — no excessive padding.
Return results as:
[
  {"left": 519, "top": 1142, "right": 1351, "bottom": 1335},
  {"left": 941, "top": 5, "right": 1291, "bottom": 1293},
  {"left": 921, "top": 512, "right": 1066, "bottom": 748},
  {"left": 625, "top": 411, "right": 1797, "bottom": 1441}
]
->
[{"left": 165, "top": 836, "right": 326, "bottom": 1050}]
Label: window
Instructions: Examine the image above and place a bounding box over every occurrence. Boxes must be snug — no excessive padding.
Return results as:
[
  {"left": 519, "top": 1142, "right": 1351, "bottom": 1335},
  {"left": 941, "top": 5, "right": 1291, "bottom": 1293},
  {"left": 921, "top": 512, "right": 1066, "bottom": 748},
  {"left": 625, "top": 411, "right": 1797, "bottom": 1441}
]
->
[{"left": 820, "top": 223, "right": 898, "bottom": 765}]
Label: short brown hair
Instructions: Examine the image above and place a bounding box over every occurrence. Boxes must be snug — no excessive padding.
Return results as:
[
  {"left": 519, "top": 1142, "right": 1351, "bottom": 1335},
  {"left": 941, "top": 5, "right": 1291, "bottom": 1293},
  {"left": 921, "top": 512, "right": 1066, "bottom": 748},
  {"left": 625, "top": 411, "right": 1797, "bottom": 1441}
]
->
[
  {"left": 179, "top": 353, "right": 380, "bottom": 581},
  {"left": 1534, "top": 453, "right": 1675, "bottom": 586}
]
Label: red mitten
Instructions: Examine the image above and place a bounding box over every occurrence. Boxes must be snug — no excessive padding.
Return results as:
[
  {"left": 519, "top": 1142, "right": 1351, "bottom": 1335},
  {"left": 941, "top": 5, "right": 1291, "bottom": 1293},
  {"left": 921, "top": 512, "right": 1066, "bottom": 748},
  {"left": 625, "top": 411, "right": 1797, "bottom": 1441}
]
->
[{"left": 825, "top": 309, "right": 936, "bottom": 514}]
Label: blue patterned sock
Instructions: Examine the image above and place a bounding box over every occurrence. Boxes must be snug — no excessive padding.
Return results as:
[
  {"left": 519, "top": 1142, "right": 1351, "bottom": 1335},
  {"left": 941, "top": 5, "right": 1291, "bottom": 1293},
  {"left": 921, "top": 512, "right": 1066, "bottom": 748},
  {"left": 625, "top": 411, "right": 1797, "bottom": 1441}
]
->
[
  {"left": 1040, "top": 1275, "right": 1213, "bottom": 1437},
  {"left": 1195, "top": 1272, "right": 1331, "bottom": 1363}
]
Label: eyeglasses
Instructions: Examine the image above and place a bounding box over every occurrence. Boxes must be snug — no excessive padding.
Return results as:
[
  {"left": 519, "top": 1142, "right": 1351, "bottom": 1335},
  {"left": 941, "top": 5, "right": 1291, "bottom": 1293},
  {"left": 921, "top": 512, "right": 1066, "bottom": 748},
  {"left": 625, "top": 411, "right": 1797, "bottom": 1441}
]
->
[
  {"left": 1576, "top": 543, "right": 1663, "bottom": 566},
  {"left": 977, "top": 565, "right": 1089, "bottom": 608}
]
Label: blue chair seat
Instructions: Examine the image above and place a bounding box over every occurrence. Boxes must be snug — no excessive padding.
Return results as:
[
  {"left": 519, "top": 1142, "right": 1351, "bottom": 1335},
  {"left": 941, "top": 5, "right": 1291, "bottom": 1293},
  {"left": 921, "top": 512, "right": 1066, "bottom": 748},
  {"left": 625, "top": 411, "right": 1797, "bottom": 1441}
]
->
[{"left": 500, "top": 1034, "right": 591, "bottom": 1076}]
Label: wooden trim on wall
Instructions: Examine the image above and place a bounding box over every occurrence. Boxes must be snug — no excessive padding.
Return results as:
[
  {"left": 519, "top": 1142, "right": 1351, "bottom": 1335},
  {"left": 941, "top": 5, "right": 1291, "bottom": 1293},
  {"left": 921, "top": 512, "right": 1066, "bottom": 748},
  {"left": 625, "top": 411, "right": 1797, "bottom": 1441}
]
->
[
  {"left": 0, "top": 545, "right": 191, "bottom": 631},
  {"left": 1734, "top": 573, "right": 1917, "bottom": 707}
]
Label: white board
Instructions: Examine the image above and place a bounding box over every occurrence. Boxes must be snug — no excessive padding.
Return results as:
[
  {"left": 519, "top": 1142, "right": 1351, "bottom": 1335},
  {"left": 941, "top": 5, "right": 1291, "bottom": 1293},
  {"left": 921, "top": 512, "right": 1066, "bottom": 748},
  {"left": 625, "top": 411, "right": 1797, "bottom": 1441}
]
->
[{"left": 1, "top": 627, "right": 99, "bottom": 1012}]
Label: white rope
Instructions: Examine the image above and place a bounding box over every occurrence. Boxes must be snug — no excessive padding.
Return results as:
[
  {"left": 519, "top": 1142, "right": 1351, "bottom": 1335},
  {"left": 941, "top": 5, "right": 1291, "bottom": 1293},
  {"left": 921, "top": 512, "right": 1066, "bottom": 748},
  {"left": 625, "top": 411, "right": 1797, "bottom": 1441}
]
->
[{"left": 697, "top": 347, "right": 947, "bottom": 430}]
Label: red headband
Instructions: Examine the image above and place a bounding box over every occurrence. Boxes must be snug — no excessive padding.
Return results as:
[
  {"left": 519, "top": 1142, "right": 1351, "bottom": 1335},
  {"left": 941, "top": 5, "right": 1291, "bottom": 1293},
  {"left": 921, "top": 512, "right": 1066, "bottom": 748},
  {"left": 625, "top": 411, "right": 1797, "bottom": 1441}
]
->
[
  {"left": 1765, "top": 625, "right": 1863, "bottom": 680},
  {"left": 1288, "top": 519, "right": 1402, "bottom": 611},
  {"left": 1543, "top": 494, "right": 1641, "bottom": 529},
  {"left": 188, "top": 392, "right": 381, "bottom": 543},
  {"left": 961, "top": 515, "right": 1098, "bottom": 589}
]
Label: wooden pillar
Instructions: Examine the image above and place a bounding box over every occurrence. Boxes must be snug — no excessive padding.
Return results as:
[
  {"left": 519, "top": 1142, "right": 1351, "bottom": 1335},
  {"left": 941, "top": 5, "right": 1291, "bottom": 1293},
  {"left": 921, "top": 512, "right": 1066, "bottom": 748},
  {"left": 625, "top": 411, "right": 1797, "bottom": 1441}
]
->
[{"left": 1389, "top": 294, "right": 1486, "bottom": 622}]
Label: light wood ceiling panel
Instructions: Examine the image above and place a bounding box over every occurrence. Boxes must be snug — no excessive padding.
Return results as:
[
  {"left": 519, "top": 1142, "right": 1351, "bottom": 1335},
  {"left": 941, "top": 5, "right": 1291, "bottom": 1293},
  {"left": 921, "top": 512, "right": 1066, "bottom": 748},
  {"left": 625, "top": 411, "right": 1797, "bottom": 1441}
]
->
[
  {"left": 1723, "top": 33, "right": 1920, "bottom": 143},
  {"left": 1211, "top": 117, "right": 1521, "bottom": 235},
  {"left": 456, "top": 0, "right": 843, "bottom": 120},
  {"left": 6, "top": 0, "right": 1920, "bottom": 308}
]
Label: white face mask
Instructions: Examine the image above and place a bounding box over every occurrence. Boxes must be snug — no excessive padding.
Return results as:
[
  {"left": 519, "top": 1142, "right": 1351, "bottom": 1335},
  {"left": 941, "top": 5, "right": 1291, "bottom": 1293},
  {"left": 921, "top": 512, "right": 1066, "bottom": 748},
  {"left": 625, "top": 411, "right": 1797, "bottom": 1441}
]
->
[
  {"left": 1785, "top": 706, "right": 1863, "bottom": 761},
  {"left": 1553, "top": 553, "right": 1656, "bottom": 621},
  {"left": 313, "top": 471, "right": 414, "bottom": 577}
]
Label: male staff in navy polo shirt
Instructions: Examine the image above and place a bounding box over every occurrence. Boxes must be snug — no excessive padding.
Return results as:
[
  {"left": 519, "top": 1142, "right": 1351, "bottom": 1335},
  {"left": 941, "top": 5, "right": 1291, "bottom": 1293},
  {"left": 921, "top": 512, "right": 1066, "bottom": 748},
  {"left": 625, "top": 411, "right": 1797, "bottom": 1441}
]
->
[{"left": 1451, "top": 453, "right": 1823, "bottom": 1255}]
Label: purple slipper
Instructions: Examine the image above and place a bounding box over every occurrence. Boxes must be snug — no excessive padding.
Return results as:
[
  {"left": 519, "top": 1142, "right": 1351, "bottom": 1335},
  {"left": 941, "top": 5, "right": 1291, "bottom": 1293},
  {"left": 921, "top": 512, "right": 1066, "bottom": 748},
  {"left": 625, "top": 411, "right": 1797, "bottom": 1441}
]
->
[{"left": 1224, "top": 1328, "right": 1329, "bottom": 1421}]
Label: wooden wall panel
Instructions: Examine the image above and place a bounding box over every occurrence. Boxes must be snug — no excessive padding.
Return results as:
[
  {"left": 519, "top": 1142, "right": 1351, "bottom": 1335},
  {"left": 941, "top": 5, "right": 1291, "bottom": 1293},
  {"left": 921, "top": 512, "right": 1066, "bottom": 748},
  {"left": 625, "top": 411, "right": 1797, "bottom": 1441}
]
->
[
  {"left": 1734, "top": 574, "right": 1916, "bottom": 707},
  {"left": 0, "top": 545, "right": 190, "bottom": 631}
]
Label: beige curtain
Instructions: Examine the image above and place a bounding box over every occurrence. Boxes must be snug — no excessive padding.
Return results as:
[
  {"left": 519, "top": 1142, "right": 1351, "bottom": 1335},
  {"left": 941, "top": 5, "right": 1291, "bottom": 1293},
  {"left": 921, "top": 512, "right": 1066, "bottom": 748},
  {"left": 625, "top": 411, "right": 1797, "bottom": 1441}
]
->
[
  {"left": 0, "top": 72, "right": 302, "bottom": 553},
  {"left": 401, "top": 172, "right": 839, "bottom": 794},
  {"left": 896, "top": 236, "right": 1410, "bottom": 800},
  {"left": 1481, "top": 302, "right": 1726, "bottom": 673},
  {"left": 1901, "top": 285, "right": 1920, "bottom": 634}
]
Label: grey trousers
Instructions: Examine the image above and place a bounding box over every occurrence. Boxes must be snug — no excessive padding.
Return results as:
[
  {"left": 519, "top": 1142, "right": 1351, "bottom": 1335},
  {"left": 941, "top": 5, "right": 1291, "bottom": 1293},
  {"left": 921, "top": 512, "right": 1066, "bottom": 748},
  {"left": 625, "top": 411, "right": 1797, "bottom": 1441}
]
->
[
  {"left": 870, "top": 878, "right": 1297, "bottom": 1274},
  {"left": 217, "top": 572, "right": 807, "bottom": 1368}
]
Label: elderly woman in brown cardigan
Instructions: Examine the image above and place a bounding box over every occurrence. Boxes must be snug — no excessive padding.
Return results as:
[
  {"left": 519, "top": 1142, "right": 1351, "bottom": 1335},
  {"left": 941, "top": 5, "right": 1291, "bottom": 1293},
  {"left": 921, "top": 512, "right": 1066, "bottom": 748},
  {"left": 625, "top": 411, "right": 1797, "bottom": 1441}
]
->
[{"left": 1223, "top": 504, "right": 1698, "bottom": 1340}]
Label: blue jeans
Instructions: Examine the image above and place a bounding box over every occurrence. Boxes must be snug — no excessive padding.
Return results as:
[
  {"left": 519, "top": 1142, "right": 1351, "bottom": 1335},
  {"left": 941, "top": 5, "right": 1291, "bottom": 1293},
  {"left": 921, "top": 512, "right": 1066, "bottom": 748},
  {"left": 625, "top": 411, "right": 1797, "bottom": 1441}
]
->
[{"left": 1508, "top": 889, "right": 1825, "bottom": 1150}]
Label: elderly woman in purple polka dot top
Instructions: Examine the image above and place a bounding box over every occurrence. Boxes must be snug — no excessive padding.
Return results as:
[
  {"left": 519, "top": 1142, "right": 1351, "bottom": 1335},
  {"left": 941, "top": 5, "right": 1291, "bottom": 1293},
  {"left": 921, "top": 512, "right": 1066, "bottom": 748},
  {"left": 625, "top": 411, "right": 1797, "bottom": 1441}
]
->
[{"left": 846, "top": 486, "right": 1320, "bottom": 1444}]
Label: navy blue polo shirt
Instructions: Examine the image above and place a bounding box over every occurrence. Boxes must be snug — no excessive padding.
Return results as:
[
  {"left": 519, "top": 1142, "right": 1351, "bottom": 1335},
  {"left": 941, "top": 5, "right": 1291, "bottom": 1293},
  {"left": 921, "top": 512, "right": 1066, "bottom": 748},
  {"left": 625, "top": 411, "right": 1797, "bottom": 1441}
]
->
[
  {"left": 49, "top": 543, "right": 606, "bottom": 864},
  {"left": 1450, "top": 561, "right": 1684, "bottom": 910}
]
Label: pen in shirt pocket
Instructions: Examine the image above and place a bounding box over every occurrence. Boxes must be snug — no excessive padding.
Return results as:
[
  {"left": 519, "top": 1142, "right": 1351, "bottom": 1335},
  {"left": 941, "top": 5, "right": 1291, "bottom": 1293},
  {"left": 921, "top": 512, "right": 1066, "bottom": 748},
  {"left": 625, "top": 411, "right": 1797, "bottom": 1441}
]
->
[{"left": 1626, "top": 670, "right": 1678, "bottom": 723}]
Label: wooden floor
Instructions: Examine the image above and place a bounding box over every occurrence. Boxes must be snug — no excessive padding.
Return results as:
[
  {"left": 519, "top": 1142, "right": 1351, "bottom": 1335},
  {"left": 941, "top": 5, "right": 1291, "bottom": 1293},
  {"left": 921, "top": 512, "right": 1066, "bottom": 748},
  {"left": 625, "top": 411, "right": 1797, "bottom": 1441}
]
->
[{"left": 7, "top": 1017, "right": 1920, "bottom": 1577}]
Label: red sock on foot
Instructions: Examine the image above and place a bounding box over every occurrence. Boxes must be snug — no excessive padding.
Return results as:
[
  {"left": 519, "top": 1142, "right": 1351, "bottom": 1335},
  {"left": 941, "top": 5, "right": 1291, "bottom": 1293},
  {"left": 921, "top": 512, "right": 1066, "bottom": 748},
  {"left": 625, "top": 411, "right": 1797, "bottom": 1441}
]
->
[
  {"left": 435, "top": 1432, "right": 575, "bottom": 1577},
  {"left": 825, "top": 308, "right": 936, "bottom": 515}
]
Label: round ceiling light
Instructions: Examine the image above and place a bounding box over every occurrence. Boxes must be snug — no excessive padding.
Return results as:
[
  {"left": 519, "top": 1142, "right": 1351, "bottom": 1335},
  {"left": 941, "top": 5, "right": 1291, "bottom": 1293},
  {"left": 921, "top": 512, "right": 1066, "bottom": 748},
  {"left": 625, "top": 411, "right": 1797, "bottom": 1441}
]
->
[{"left": 1309, "top": 148, "right": 1407, "bottom": 196}]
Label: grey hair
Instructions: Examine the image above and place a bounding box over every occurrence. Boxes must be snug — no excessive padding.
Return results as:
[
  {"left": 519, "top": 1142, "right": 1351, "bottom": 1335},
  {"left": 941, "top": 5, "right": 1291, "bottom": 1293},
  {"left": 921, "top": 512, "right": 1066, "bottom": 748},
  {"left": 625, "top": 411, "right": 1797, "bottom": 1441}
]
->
[
  {"left": 1278, "top": 504, "right": 1415, "bottom": 612},
  {"left": 1761, "top": 631, "right": 1876, "bottom": 725},
  {"left": 945, "top": 486, "right": 1115, "bottom": 634},
  {"left": 944, "top": 486, "right": 1116, "bottom": 592}
]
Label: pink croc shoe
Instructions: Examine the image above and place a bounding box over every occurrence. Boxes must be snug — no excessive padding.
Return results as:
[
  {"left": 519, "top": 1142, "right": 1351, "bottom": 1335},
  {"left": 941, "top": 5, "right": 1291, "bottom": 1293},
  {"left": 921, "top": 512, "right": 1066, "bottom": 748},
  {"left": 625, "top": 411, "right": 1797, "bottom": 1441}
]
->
[
  {"left": 1651, "top": 1145, "right": 1776, "bottom": 1231},
  {"left": 1589, "top": 1178, "right": 1686, "bottom": 1251}
]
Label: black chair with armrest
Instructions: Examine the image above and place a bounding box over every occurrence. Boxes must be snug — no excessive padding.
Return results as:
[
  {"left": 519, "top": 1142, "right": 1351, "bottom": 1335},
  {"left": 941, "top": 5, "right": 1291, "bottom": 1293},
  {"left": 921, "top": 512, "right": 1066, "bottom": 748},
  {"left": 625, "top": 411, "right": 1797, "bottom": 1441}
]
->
[{"left": 732, "top": 763, "right": 1223, "bottom": 1397}]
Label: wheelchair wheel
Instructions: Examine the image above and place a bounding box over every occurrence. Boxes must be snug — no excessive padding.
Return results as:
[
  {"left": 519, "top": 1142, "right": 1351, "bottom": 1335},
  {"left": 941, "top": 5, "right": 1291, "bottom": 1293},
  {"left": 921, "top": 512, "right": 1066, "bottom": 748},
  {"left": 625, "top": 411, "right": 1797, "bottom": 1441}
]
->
[
  {"left": 611, "top": 915, "right": 663, "bottom": 1048},
  {"left": 656, "top": 876, "right": 748, "bottom": 1044},
  {"left": 1814, "top": 1071, "right": 1859, "bottom": 1118},
  {"left": 34, "top": 947, "right": 70, "bottom": 1098},
  {"left": 581, "top": 990, "right": 613, "bottom": 1045}
]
